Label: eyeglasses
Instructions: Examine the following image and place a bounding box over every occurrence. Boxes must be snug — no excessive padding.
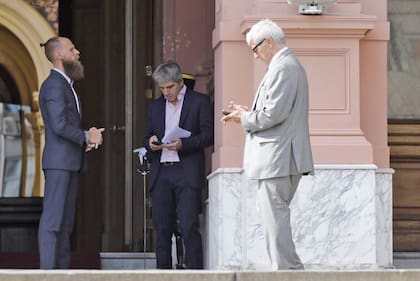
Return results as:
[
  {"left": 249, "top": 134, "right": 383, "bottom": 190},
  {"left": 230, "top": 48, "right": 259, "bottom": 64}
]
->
[{"left": 252, "top": 38, "right": 266, "bottom": 53}]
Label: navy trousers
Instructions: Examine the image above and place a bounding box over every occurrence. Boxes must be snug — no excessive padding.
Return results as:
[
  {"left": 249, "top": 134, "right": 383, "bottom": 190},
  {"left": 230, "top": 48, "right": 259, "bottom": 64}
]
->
[
  {"left": 38, "top": 169, "right": 78, "bottom": 269},
  {"left": 151, "top": 164, "right": 203, "bottom": 269}
]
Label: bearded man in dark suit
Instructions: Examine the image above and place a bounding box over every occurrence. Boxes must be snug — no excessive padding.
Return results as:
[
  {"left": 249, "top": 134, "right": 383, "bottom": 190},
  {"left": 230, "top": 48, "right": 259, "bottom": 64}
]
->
[{"left": 38, "top": 36, "right": 104, "bottom": 269}]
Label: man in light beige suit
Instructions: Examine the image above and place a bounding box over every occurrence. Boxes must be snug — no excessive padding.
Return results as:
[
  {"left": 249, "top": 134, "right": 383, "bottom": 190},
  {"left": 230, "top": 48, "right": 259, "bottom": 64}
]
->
[{"left": 222, "top": 19, "right": 314, "bottom": 270}]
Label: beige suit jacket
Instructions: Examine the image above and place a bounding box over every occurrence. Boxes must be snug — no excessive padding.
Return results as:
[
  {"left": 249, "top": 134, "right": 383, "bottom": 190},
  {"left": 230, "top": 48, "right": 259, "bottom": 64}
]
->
[{"left": 241, "top": 48, "right": 314, "bottom": 180}]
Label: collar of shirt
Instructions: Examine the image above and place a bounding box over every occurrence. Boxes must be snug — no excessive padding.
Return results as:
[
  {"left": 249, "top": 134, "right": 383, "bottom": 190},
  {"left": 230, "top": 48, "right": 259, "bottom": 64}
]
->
[
  {"left": 166, "top": 84, "right": 187, "bottom": 107},
  {"left": 268, "top": 46, "right": 289, "bottom": 70},
  {"left": 53, "top": 68, "right": 73, "bottom": 85}
]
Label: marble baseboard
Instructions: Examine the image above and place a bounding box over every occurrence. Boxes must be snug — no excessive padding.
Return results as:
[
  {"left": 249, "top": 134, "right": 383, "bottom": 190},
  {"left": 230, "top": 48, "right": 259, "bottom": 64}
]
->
[{"left": 205, "top": 165, "right": 393, "bottom": 270}]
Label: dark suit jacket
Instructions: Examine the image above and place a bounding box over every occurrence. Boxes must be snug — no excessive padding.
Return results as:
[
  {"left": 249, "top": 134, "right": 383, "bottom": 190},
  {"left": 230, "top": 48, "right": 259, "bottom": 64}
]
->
[
  {"left": 145, "top": 88, "right": 214, "bottom": 191},
  {"left": 39, "top": 70, "right": 86, "bottom": 172}
]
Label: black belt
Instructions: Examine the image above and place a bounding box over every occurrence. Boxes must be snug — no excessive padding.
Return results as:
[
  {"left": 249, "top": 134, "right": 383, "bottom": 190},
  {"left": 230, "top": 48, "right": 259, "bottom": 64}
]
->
[{"left": 160, "top": 162, "right": 180, "bottom": 166}]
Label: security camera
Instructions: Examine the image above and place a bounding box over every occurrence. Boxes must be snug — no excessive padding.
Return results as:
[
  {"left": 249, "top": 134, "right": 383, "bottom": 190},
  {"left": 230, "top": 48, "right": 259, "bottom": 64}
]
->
[{"left": 287, "top": 0, "right": 338, "bottom": 15}]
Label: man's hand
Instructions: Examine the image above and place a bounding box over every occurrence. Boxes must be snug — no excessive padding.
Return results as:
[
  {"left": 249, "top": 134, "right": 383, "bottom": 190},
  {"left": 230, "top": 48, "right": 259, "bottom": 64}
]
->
[
  {"left": 163, "top": 138, "right": 182, "bottom": 151},
  {"left": 88, "top": 127, "right": 105, "bottom": 150},
  {"left": 221, "top": 101, "right": 248, "bottom": 124},
  {"left": 85, "top": 142, "right": 96, "bottom": 152},
  {"left": 149, "top": 135, "right": 163, "bottom": 151}
]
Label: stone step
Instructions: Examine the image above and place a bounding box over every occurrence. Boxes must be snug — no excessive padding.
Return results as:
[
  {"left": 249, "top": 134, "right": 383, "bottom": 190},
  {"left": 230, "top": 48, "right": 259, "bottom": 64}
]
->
[
  {"left": 100, "top": 252, "right": 156, "bottom": 269},
  {"left": 0, "top": 270, "right": 420, "bottom": 281},
  {"left": 99, "top": 252, "right": 420, "bottom": 270},
  {"left": 394, "top": 252, "right": 420, "bottom": 269}
]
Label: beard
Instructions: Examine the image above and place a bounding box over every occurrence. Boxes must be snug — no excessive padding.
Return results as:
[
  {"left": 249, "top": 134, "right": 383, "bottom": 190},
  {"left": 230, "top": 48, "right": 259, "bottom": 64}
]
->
[{"left": 63, "top": 59, "right": 85, "bottom": 81}]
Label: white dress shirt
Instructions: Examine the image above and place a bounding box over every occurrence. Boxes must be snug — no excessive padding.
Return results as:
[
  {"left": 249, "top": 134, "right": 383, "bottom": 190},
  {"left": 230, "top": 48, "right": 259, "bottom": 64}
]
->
[{"left": 160, "top": 85, "right": 186, "bottom": 163}]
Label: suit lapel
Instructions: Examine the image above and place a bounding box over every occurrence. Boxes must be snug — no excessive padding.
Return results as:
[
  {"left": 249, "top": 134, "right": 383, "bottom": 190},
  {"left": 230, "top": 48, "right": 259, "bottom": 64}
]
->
[
  {"left": 52, "top": 71, "right": 82, "bottom": 120},
  {"left": 76, "top": 93, "right": 82, "bottom": 118},
  {"left": 158, "top": 97, "right": 166, "bottom": 139},
  {"left": 251, "top": 48, "right": 292, "bottom": 110},
  {"left": 69, "top": 86, "right": 81, "bottom": 120},
  {"left": 252, "top": 72, "right": 269, "bottom": 110},
  {"left": 72, "top": 85, "right": 82, "bottom": 119},
  {"left": 179, "top": 89, "right": 191, "bottom": 128}
]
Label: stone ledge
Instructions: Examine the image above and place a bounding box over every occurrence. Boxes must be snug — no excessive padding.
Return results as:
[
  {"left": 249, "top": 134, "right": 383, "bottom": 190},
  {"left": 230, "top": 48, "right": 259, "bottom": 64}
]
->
[
  {"left": 0, "top": 270, "right": 235, "bottom": 281},
  {"left": 237, "top": 270, "right": 420, "bottom": 281},
  {"left": 0, "top": 270, "right": 420, "bottom": 281}
]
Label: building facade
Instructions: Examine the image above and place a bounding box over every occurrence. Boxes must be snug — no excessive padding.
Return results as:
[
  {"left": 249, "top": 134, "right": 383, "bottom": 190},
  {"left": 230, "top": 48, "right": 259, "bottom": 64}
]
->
[{"left": 0, "top": 0, "right": 417, "bottom": 269}]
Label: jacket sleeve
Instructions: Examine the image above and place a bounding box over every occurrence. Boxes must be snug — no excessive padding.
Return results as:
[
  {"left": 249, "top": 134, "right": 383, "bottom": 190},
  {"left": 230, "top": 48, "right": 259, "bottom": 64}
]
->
[
  {"left": 43, "top": 82, "right": 86, "bottom": 146},
  {"left": 241, "top": 64, "right": 298, "bottom": 134}
]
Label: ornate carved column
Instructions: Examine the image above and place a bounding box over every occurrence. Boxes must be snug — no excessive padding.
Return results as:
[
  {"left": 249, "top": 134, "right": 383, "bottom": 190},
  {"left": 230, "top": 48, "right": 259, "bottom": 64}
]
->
[{"left": 26, "top": 91, "right": 44, "bottom": 196}]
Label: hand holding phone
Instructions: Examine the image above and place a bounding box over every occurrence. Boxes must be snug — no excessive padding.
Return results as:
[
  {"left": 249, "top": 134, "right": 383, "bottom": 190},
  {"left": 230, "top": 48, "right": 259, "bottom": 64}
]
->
[{"left": 222, "top": 109, "right": 232, "bottom": 116}]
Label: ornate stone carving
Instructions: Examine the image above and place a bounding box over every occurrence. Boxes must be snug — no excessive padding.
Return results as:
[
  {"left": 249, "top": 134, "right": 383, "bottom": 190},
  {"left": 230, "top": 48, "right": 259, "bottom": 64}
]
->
[{"left": 23, "top": 0, "right": 58, "bottom": 33}]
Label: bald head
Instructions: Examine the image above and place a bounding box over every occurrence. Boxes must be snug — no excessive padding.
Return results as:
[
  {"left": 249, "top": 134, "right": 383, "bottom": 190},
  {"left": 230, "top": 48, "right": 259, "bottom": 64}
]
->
[
  {"left": 41, "top": 36, "right": 83, "bottom": 80},
  {"left": 41, "top": 36, "right": 66, "bottom": 63}
]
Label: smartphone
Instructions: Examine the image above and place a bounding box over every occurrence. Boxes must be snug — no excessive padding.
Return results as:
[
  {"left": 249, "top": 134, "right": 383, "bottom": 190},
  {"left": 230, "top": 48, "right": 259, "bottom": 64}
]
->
[
  {"left": 152, "top": 140, "right": 162, "bottom": 145},
  {"left": 222, "top": 109, "right": 232, "bottom": 116}
]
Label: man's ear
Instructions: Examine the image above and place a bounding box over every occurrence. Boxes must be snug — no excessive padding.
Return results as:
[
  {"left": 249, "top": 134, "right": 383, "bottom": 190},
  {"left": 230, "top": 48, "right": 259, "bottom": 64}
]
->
[
  {"left": 266, "top": 37, "right": 274, "bottom": 48},
  {"left": 54, "top": 49, "right": 63, "bottom": 61}
]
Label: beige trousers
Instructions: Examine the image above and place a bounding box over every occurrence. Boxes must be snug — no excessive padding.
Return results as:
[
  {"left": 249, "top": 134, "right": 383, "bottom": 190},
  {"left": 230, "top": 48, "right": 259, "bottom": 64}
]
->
[{"left": 257, "top": 175, "right": 303, "bottom": 270}]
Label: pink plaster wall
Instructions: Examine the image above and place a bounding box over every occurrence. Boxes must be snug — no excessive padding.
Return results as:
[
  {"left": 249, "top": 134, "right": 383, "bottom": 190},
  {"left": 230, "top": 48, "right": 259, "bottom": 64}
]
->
[
  {"left": 162, "top": 0, "right": 215, "bottom": 94},
  {"left": 159, "top": 0, "right": 390, "bottom": 169},
  {"left": 359, "top": 0, "right": 390, "bottom": 167},
  {"left": 213, "top": 0, "right": 390, "bottom": 169}
]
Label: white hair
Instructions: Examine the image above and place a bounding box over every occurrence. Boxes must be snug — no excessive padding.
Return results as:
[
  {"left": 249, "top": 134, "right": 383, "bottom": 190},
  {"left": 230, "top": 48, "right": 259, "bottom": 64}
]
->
[
  {"left": 152, "top": 60, "right": 183, "bottom": 84},
  {"left": 246, "top": 19, "right": 286, "bottom": 45}
]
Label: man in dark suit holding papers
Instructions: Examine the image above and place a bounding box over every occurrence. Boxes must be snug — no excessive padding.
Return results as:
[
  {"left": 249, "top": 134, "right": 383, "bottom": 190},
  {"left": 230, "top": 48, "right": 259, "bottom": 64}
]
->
[{"left": 145, "top": 61, "right": 213, "bottom": 269}]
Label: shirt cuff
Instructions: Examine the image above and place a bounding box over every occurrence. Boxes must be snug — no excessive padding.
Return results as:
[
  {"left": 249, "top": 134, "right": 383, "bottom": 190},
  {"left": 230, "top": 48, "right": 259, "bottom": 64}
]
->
[{"left": 84, "top": 130, "right": 90, "bottom": 144}]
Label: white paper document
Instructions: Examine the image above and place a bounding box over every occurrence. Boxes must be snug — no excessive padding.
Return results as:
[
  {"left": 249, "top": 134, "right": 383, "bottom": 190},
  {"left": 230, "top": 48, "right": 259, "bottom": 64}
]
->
[
  {"left": 133, "top": 147, "right": 147, "bottom": 165},
  {"left": 161, "top": 126, "right": 191, "bottom": 144}
]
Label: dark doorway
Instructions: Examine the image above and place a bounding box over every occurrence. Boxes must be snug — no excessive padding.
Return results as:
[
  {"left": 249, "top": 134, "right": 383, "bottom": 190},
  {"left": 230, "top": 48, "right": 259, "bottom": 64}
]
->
[
  {"left": 62, "top": 0, "right": 157, "bottom": 256},
  {"left": 0, "top": 65, "right": 21, "bottom": 104}
]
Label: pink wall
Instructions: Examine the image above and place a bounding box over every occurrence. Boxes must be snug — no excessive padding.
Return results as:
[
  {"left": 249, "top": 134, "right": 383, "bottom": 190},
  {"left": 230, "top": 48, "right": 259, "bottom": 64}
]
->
[
  {"left": 160, "top": 0, "right": 389, "bottom": 169},
  {"left": 359, "top": 0, "right": 390, "bottom": 167},
  {"left": 213, "top": 0, "right": 390, "bottom": 169},
  {"left": 162, "top": 0, "right": 215, "bottom": 94}
]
